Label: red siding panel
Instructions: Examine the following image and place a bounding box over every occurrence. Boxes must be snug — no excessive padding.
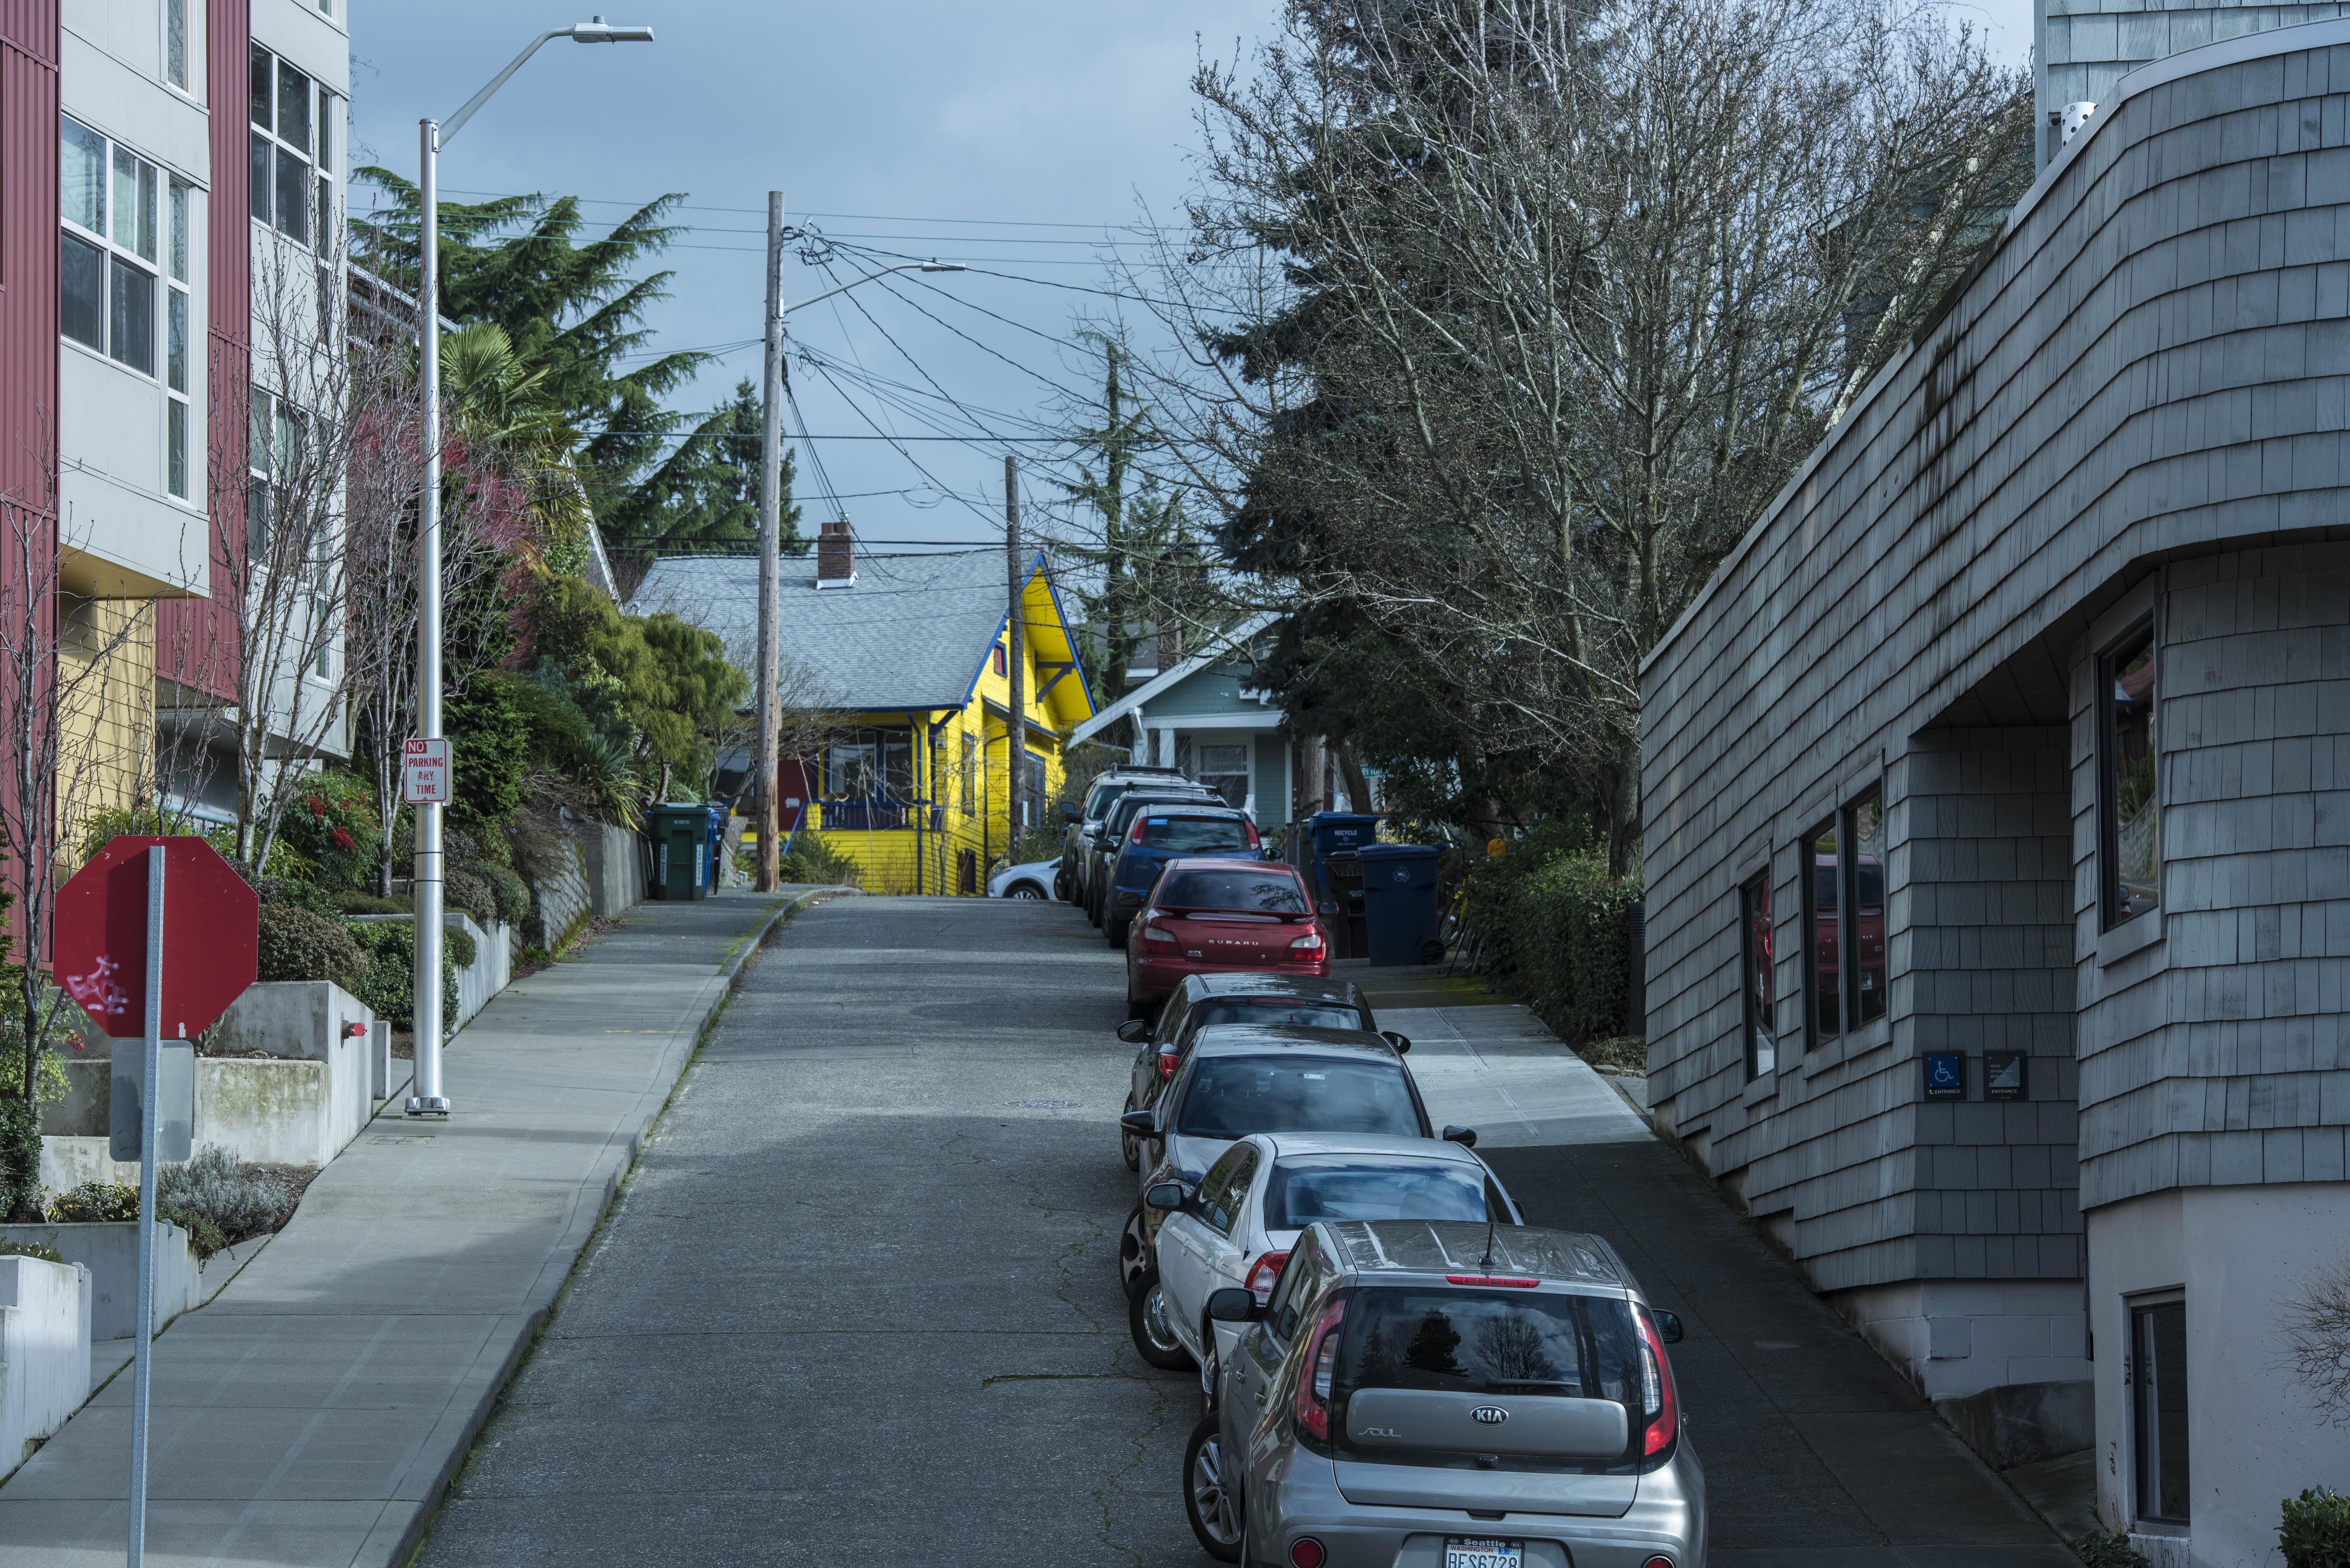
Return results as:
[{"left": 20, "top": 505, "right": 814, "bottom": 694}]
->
[{"left": 157, "top": 0, "right": 249, "bottom": 701}]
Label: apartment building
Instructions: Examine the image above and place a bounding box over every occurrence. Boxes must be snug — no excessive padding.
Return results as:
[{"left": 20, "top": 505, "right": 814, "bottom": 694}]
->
[
  {"left": 0, "top": 0, "right": 350, "bottom": 848},
  {"left": 1641, "top": 13, "right": 2350, "bottom": 1566}
]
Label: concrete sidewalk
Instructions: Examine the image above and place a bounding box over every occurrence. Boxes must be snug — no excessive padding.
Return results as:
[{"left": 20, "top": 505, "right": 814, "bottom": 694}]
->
[{"left": 0, "top": 888, "right": 821, "bottom": 1568}]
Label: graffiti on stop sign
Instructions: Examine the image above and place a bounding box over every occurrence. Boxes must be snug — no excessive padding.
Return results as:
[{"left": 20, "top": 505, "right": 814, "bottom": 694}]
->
[{"left": 60, "top": 952, "right": 133, "bottom": 1020}]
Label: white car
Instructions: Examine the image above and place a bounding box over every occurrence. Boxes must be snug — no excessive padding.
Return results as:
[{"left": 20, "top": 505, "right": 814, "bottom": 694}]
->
[
  {"left": 987, "top": 859, "right": 1058, "bottom": 900},
  {"left": 1131, "top": 1131, "right": 1523, "bottom": 1388}
]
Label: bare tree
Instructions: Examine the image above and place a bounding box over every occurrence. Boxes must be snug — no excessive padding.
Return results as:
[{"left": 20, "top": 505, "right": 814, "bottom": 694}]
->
[
  {"left": 0, "top": 442, "right": 155, "bottom": 1193},
  {"left": 1122, "top": 0, "right": 2030, "bottom": 863},
  {"left": 2282, "top": 1253, "right": 2350, "bottom": 1426}
]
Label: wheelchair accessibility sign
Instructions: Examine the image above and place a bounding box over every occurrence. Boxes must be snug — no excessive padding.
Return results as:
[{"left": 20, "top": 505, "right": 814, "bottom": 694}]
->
[{"left": 1923, "top": 1053, "right": 1966, "bottom": 1100}]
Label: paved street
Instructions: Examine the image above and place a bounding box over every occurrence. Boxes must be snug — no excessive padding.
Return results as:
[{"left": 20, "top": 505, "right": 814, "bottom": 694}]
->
[{"left": 414, "top": 896, "right": 2070, "bottom": 1566}]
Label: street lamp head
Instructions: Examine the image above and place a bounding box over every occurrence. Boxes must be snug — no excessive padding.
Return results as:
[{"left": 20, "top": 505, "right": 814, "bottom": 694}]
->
[
  {"left": 920, "top": 262, "right": 967, "bottom": 273},
  {"left": 570, "top": 15, "right": 655, "bottom": 41}
]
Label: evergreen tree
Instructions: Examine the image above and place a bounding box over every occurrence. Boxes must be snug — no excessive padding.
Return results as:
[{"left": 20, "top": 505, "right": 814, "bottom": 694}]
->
[{"left": 631, "top": 379, "right": 805, "bottom": 554}]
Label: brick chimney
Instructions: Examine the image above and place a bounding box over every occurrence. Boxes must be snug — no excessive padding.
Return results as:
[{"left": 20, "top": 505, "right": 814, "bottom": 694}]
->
[{"left": 815, "top": 520, "right": 854, "bottom": 587}]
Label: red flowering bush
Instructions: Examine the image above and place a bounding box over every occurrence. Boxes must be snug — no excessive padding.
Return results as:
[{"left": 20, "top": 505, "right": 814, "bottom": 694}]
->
[{"left": 275, "top": 771, "right": 382, "bottom": 893}]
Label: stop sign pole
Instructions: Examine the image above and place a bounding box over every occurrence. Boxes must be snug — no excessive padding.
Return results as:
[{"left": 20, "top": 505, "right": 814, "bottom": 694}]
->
[
  {"left": 127, "top": 848, "right": 164, "bottom": 1568},
  {"left": 51, "top": 836, "right": 256, "bottom": 1568}
]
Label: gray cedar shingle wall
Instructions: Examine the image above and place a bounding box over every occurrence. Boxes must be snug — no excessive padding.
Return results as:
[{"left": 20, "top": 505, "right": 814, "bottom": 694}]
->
[
  {"left": 2071, "top": 547, "right": 2350, "bottom": 1208},
  {"left": 1641, "top": 31, "right": 2350, "bottom": 1293},
  {"left": 2040, "top": 2, "right": 2348, "bottom": 166}
]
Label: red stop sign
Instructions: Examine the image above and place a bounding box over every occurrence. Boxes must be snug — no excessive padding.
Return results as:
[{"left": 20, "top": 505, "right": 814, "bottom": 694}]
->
[{"left": 52, "top": 836, "right": 259, "bottom": 1039}]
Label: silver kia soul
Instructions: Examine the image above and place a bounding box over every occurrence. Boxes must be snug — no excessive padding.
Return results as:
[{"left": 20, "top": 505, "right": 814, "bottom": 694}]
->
[{"left": 1188, "top": 1218, "right": 1703, "bottom": 1568}]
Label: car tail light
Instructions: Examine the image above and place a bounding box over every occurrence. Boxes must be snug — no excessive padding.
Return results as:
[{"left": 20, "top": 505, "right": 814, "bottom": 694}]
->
[
  {"left": 1243, "top": 1250, "right": 1290, "bottom": 1302},
  {"left": 1290, "top": 1298, "right": 1345, "bottom": 1442},
  {"left": 1244, "top": 820, "right": 1261, "bottom": 847},
  {"left": 1643, "top": 1558, "right": 1675, "bottom": 1568},
  {"left": 1635, "top": 1304, "right": 1679, "bottom": 1458},
  {"left": 1141, "top": 920, "right": 1176, "bottom": 945},
  {"left": 1288, "top": 929, "right": 1324, "bottom": 952},
  {"left": 1289, "top": 1541, "right": 1325, "bottom": 1568},
  {"left": 1444, "top": 1274, "right": 1538, "bottom": 1287},
  {"left": 1116, "top": 890, "right": 1143, "bottom": 907},
  {"left": 1129, "top": 817, "right": 1150, "bottom": 842},
  {"left": 1157, "top": 1046, "right": 1179, "bottom": 1080}
]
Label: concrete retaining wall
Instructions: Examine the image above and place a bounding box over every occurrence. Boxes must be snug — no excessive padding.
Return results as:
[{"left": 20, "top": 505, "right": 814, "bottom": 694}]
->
[
  {"left": 581, "top": 823, "right": 646, "bottom": 917},
  {"left": 0, "top": 1255, "right": 89, "bottom": 1478},
  {"left": 528, "top": 839, "right": 593, "bottom": 951},
  {"left": 0, "top": 1222, "right": 197, "bottom": 1340}
]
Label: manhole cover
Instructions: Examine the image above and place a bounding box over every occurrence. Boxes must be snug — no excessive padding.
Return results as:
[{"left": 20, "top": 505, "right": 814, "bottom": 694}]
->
[{"left": 1004, "top": 1099, "right": 1080, "bottom": 1109}]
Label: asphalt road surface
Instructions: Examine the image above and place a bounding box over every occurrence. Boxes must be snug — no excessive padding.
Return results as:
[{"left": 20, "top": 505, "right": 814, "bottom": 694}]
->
[{"left": 415, "top": 893, "right": 1199, "bottom": 1566}]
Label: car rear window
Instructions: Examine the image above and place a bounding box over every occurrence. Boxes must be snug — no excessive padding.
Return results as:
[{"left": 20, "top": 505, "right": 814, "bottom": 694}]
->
[
  {"left": 1188, "top": 1000, "right": 1359, "bottom": 1036},
  {"left": 1138, "top": 816, "right": 1252, "bottom": 852},
  {"left": 1338, "top": 1287, "right": 1640, "bottom": 1406},
  {"left": 1263, "top": 1159, "right": 1487, "bottom": 1230},
  {"left": 1175, "top": 1058, "right": 1420, "bottom": 1139},
  {"left": 1159, "top": 869, "right": 1304, "bottom": 912}
]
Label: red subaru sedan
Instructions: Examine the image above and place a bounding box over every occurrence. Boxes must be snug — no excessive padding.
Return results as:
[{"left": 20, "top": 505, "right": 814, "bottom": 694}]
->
[{"left": 1124, "top": 858, "right": 1331, "bottom": 1018}]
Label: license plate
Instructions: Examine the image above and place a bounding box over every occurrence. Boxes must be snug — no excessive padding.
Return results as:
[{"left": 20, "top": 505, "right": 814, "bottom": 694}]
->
[{"left": 1444, "top": 1540, "right": 1523, "bottom": 1568}]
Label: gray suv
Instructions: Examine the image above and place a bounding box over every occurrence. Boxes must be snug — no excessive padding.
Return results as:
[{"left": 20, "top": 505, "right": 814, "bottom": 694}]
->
[{"left": 1187, "top": 1218, "right": 1702, "bottom": 1568}]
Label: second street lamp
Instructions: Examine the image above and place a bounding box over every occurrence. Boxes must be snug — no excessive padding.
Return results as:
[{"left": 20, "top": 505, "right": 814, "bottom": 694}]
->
[{"left": 409, "top": 16, "right": 653, "bottom": 1117}]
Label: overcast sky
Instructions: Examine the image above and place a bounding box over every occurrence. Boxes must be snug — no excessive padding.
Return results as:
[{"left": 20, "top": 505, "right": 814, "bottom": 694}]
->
[{"left": 349, "top": 0, "right": 2037, "bottom": 554}]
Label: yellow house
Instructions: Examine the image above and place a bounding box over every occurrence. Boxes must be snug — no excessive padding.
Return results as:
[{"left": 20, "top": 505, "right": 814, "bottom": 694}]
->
[{"left": 629, "top": 526, "right": 1095, "bottom": 895}]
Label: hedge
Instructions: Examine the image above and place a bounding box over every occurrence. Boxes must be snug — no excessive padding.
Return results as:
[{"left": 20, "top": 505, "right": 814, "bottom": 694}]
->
[
  {"left": 1462, "top": 832, "right": 1642, "bottom": 1042},
  {"left": 256, "top": 903, "right": 370, "bottom": 994},
  {"left": 348, "top": 922, "right": 462, "bottom": 1032},
  {"left": 2281, "top": 1487, "right": 2350, "bottom": 1568}
]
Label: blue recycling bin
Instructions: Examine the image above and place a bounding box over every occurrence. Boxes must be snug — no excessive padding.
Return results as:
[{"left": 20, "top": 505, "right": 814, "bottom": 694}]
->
[
  {"left": 1304, "top": 811, "right": 1381, "bottom": 904},
  {"left": 1355, "top": 843, "right": 1444, "bottom": 966}
]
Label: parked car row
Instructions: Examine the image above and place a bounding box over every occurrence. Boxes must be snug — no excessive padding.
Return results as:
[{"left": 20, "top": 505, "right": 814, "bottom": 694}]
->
[{"left": 1057, "top": 765, "right": 1706, "bottom": 1568}]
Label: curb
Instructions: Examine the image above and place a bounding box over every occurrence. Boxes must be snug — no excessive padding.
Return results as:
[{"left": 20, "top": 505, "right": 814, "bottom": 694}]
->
[{"left": 376, "top": 886, "right": 834, "bottom": 1568}]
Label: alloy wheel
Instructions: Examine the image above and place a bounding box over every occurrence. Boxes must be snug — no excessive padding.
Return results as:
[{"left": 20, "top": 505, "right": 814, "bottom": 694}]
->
[{"left": 1190, "top": 1429, "right": 1242, "bottom": 1549}]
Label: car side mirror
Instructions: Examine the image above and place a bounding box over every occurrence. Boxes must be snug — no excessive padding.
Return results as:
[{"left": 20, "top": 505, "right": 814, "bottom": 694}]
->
[
  {"left": 1119, "top": 1110, "right": 1158, "bottom": 1136},
  {"left": 1145, "top": 1182, "right": 1188, "bottom": 1211},
  {"left": 1442, "top": 1125, "right": 1478, "bottom": 1148},
  {"left": 1318, "top": 901, "right": 1338, "bottom": 915},
  {"left": 1653, "top": 1308, "right": 1684, "bottom": 1344},
  {"left": 1060, "top": 803, "right": 1080, "bottom": 823},
  {"left": 1380, "top": 1030, "right": 1412, "bottom": 1054},
  {"left": 1116, "top": 1019, "right": 1150, "bottom": 1043},
  {"left": 1207, "top": 1287, "right": 1264, "bottom": 1324}
]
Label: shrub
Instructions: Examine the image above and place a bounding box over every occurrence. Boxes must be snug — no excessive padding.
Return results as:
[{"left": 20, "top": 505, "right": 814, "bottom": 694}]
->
[
  {"left": 2282, "top": 1488, "right": 2350, "bottom": 1568},
  {"left": 257, "top": 903, "right": 371, "bottom": 993},
  {"left": 443, "top": 865, "right": 500, "bottom": 931},
  {"left": 157, "top": 1146, "right": 288, "bottom": 1246},
  {"left": 0, "top": 1098, "right": 39, "bottom": 1222},
  {"left": 50, "top": 1181, "right": 140, "bottom": 1223},
  {"left": 160, "top": 1204, "right": 229, "bottom": 1261},
  {"left": 2073, "top": 1531, "right": 2150, "bottom": 1568},
  {"left": 331, "top": 890, "right": 410, "bottom": 916},
  {"left": 1461, "top": 825, "right": 1643, "bottom": 1041},
  {"left": 274, "top": 771, "right": 381, "bottom": 893},
  {"left": 75, "top": 802, "right": 196, "bottom": 864},
  {"left": 779, "top": 835, "right": 861, "bottom": 889},
  {"left": 0, "top": 1240, "right": 63, "bottom": 1265},
  {"left": 468, "top": 862, "right": 531, "bottom": 927},
  {"left": 447, "top": 672, "right": 534, "bottom": 841},
  {"left": 348, "top": 923, "right": 460, "bottom": 1032}
]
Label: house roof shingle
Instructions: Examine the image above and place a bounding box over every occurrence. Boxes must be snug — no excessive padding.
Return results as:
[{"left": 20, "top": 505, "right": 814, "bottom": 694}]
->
[{"left": 627, "top": 549, "right": 1027, "bottom": 714}]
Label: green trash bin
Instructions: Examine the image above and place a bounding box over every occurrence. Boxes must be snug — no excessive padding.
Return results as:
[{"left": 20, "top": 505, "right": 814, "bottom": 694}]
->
[{"left": 648, "top": 804, "right": 712, "bottom": 902}]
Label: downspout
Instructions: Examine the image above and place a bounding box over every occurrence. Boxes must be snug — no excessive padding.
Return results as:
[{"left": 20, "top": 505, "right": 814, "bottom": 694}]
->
[
  {"left": 907, "top": 709, "right": 923, "bottom": 896},
  {"left": 927, "top": 712, "right": 952, "bottom": 893}
]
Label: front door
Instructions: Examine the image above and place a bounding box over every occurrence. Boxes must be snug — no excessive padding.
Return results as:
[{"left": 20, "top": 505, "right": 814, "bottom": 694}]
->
[{"left": 777, "top": 757, "right": 815, "bottom": 830}]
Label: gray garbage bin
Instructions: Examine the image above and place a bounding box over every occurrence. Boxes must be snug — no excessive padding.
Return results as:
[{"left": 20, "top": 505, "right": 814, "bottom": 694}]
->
[{"left": 1356, "top": 843, "right": 1443, "bottom": 966}]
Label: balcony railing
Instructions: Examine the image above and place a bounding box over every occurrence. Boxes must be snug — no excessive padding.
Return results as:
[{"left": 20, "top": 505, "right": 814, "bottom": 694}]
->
[{"left": 817, "top": 799, "right": 913, "bottom": 831}]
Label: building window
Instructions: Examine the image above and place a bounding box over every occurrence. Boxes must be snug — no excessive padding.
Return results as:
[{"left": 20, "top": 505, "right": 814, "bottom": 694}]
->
[
  {"left": 2101, "top": 624, "right": 2159, "bottom": 928},
  {"left": 165, "top": 0, "right": 190, "bottom": 90},
  {"left": 992, "top": 643, "right": 1007, "bottom": 677},
  {"left": 1803, "top": 820, "right": 1838, "bottom": 1046},
  {"left": 1021, "top": 751, "right": 1049, "bottom": 828},
  {"left": 250, "top": 45, "right": 333, "bottom": 249},
  {"left": 1198, "top": 743, "right": 1249, "bottom": 809},
  {"left": 1741, "top": 872, "right": 1775, "bottom": 1079},
  {"left": 825, "top": 728, "right": 912, "bottom": 799},
  {"left": 166, "top": 179, "right": 193, "bottom": 498},
  {"left": 248, "top": 389, "right": 303, "bottom": 558},
  {"left": 1842, "top": 788, "right": 1887, "bottom": 1031},
  {"left": 959, "top": 732, "right": 975, "bottom": 815},
  {"left": 2131, "top": 1298, "right": 2189, "bottom": 1525}
]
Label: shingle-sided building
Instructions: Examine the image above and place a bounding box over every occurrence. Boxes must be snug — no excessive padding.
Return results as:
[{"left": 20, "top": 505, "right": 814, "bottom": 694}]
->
[
  {"left": 1640, "top": 18, "right": 2350, "bottom": 1563},
  {"left": 630, "top": 526, "right": 1094, "bottom": 894}
]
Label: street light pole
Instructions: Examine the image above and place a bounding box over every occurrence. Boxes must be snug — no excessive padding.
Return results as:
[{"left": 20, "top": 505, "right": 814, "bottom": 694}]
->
[
  {"left": 409, "top": 16, "right": 653, "bottom": 1118},
  {"left": 751, "top": 258, "right": 964, "bottom": 891}
]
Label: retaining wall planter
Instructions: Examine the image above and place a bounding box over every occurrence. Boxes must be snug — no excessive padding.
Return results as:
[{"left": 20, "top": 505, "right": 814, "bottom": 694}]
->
[
  {"left": 346, "top": 914, "right": 511, "bottom": 1028},
  {"left": 0, "top": 1222, "right": 196, "bottom": 1340},
  {"left": 0, "top": 1255, "right": 89, "bottom": 1478},
  {"left": 581, "top": 822, "right": 647, "bottom": 917}
]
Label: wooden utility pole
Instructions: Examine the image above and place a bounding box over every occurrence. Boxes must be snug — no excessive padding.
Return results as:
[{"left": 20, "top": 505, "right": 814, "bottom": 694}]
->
[
  {"left": 1004, "top": 455, "right": 1027, "bottom": 858},
  {"left": 755, "top": 191, "right": 785, "bottom": 891}
]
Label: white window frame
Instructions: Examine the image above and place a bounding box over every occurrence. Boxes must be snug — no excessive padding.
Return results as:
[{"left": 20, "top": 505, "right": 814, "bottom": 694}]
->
[
  {"left": 249, "top": 44, "right": 335, "bottom": 253},
  {"left": 162, "top": 0, "right": 200, "bottom": 97},
  {"left": 61, "top": 116, "right": 203, "bottom": 506}
]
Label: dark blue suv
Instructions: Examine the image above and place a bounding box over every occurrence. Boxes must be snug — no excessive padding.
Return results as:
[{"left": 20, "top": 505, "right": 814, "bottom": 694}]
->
[{"left": 1103, "top": 805, "right": 1262, "bottom": 947}]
